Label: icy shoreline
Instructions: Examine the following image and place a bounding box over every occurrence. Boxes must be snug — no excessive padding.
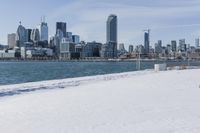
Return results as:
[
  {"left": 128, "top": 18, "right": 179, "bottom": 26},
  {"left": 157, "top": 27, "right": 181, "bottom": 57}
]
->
[
  {"left": 0, "top": 69, "right": 200, "bottom": 133},
  {"left": 0, "top": 69, "right": 154, "bottom": 97}
]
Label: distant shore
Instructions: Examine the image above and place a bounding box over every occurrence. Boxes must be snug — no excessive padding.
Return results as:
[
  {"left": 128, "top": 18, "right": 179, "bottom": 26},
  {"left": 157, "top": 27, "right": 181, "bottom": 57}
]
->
[{"left": 0, "top": 58, "right": 200, "bottom": 62}]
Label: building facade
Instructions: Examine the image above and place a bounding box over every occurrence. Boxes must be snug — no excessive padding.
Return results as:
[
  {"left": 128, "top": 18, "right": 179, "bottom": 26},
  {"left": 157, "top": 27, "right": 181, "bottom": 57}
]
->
[
  {"left": 16, "top": 24, "right": 28, "bottom": 47},
  {"left": 144, "top": 31, "right": 150, "bottom": 55},
  {"left": 102, "top": 14, "right": 118, "bottom": 58},
  {"left": 72, "top": 35, "right": 80, "bottom": 44},
  {"left": 8, "top": 33, "right": 16, "bottom": 49},
  {"left": 38, "top": 22, "right": 48, "bottom": 41},
  {"left": 31, "top": 28, "right": 40, "bottom": 44},
  {"left": 56, "top": 22, "right": 67, "bottom": 37}
]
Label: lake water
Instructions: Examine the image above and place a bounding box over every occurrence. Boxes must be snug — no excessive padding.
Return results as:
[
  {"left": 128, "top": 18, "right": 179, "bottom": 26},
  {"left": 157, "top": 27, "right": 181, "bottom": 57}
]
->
[{"left": 0, "top": 60, "right": 199, "bottom": 85}]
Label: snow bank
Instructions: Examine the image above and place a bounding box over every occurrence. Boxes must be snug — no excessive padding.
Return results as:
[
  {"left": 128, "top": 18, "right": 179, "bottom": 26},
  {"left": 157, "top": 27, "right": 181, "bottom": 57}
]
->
[
  {"left": 0, "top": 69, "right": 200, "bottom": 133},
  {"left": 0, "top": 69, "right": 153, "bottom": 97}
]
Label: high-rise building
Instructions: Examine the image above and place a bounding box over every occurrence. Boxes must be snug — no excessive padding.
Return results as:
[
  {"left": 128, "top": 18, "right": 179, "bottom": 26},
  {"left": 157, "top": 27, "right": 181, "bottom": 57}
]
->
[
  {"left": 66, "top": 32, "right": 73, "bottom": 42},
  {"left": 166, "top": 44, "right": 171, "bottom": 54},
  {"left": 144, "top": 30, "right": 150, "bottom": 54},
  {"left": 106, "top": 14, "right": 117, "bottom": 43},
  {"left": 38, "top": 21, "right": 48, "bottom": 41},
  {"left": 102, "top": 14, "right": 118, "bottom": 58},
  {"left": 16, "top": 23, "right": 28, "bottom": 47},
  {"left": 171, "top": 40, "right": 177, "bottom": 52},
  {"left": 8, "top": 33, "right": 16, "bottom": 48},
  {"left": 31, "top": 28, "right": 40, "bottom": 43},
  {"left": 179, "top": 39, "right": 186, "bottom": 52},
  {"left": 128, "top": 45, "right": 134, "bottom": 53},
  {"left": 155, "top": 40, "right": 162, "bottom": 54},
  {"left": 195, "top": 38, "right": 199, "bottom": 48},
  {"left": 26, "top": 29, "right": 32, "bottom": 42},
  {"left": 56, "top": 22, "right": 67, "bottom": 37},
  {"left": 119, "top": 43, "right": 125, "bottom": 51},
  {"left": 72, "top": 35, "right": 80, "bottom": 44}
]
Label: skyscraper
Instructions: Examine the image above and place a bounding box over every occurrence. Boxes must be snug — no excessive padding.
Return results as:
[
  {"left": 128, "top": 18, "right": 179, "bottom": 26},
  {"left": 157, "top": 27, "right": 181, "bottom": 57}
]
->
[
  {"left": 72, "top": 35, "right": 80, "bottom": 44},
  {"left": 106, "top": 14, "right": 117, "bottom": 43},
  {"left": 179, "top": 39, "right": 186, "bottom": 52},
  {"left": 129, "top": 45, "right": 134, "bottom": 53},
  {"left": 103, "top": 14, "right": 117, "bottom": 58},
  {"left": 66, "top": 32, "right": 73, "bottom": 42},
  {"left": 31, "top": 28, "right": 40, "bottom": 43},
  {"left": 171, "top": 40, "right": 177, "bottom": 52},
  {"left": 26, "top": 29, "right": 32, "bottom": 42},
  {"left": 195, "top": 38, "right": 199, "bottom": 48},
  {"left": 56, "top": 22, "right": 67, "bottom": 37},
  {"left": 8, "top": 33, "right": 16, "bottom": 48},
  {"left": 38, "top": 21, "right": 48, "bottom": 41},
  {"left": 16, "top": 23, "right": 28, "bottom": 47},
  {"left": 144, "top": 30, "right": 150, "bottom": 55},
  {"left": 155, "top": 40, "right": 162, "bottom": 54}
]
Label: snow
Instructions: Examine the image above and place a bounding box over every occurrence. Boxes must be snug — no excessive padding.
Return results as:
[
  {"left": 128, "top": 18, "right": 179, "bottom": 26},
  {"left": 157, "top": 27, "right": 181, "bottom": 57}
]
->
[{"left": 0, "top": 69, "right": 200, "bottom": 133}]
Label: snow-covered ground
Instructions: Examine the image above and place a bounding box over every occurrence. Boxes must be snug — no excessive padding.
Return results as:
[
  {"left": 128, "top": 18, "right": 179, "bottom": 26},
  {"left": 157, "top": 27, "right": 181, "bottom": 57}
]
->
[{"left": 0, "top": 69, "right": 200, "bottom": 133}]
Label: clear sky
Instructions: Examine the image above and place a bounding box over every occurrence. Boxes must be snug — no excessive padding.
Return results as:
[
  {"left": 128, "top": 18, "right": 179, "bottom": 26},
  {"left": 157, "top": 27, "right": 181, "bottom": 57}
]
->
[{"left": 1, "top": 0, "right": 200, "bottom": 49}]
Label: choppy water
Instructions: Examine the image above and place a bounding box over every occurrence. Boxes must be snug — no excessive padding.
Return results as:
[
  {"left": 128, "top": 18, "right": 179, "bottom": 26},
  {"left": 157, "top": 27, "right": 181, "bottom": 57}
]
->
[{"left": 0, "top": 60, "right": 199, "bottom": 85}]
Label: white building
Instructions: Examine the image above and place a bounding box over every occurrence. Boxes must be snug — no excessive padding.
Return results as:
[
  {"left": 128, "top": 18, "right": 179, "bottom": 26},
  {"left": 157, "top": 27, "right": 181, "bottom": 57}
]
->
[
  {"left": 8, "top": 33, "right": 16, "bottom": 49},
  {"left": 0, "top": 50, "right": 15, "bottom": 58}
]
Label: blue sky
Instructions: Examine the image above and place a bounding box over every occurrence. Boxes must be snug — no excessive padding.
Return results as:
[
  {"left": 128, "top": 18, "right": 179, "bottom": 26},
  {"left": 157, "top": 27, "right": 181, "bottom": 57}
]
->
[{"left": 1, "top": 0, "right": 200, "bottom": 49}]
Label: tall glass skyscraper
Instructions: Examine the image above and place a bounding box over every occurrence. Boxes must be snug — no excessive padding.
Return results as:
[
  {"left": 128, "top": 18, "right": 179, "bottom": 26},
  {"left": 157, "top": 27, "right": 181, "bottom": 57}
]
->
[
  {"left": 16, "top": 23, "right": 28, "bottom": 47},
  {"left": 56, "top": 22, "right": 67, "bottom": 37},
  {"left": 38, "top": 22, "right": 48, "bottom": 41},
  {"left": 144, "top": 31, "right": 150, "bottom": 54},
  {"left": 102, "top": 14, "right": 117, "bottom": 58},
  {"left": 106, "top": 14, "right": 117, "bottom": 43}
]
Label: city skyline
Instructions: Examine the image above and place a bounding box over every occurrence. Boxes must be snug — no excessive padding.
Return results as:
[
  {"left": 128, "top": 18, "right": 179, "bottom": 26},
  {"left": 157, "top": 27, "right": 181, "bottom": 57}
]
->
[{"left": 1, "top": 0, "right": 200, "bottom": 49}]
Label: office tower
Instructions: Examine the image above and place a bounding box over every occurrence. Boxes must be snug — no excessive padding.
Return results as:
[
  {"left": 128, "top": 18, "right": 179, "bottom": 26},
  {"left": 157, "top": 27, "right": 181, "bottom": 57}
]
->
[
  {"left": 56, "top": 22, "right": 67, "bottom": 37},
  {"left": 171, "top": 40, "right": 177, "bottom": 52},
  {"left": 38, "top": 19, "right": 48, "bottom": 41},
  {"left": 129, "top": 45, "right": 134, "bottom": 53},
  {"left": 195, "top": 38, "right": 199, "bottom": 48},
  {"left": 106, "top": 14, "right": 117, "bottom": 43},
  {"left": 31, "top": 28, "right": 40, "bottom": 43},
  {"left": 72, "top": 35, "right": 80, "bottom": 44},
  {"left": 144, "top": 30, "right": 150, "bottom": 54},
  {"left": 166, "top": 44, "right": 171, "bottom": 54},
  {"left": 26, "top": 29, "right": 32, "bottom": 42},
  {"left": 155, "top": 40, "right": 162, "bottom": 54},
  {"left": 179, "top": 39, "right": 186, "bottom": 52},
  {"left": 158, "top": 40, "right": 162, "bottom": 46},
  {"left": 104, "top": 14, "right": 118, "bottom": 58},
  {"left": 8, "top": 33, "right": 16, "bottom": 48},
  {"left": 119, "top": 43, "right": 125, "bottom": 51},
  {"left": 16, "top": 23, "right": 28, "bottom": 47},
  {"left": 66, "top": 32, "right": 73, "bottom": 42}
]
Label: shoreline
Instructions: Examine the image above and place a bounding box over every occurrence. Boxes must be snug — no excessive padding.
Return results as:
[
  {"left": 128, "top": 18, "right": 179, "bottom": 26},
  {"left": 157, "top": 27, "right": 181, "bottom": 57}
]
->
[
  {"left": 0, "top": 58, "right": 200, "bottom": 62},
  {"left": 0, "top": 67, "right": 199, "bottom": 97}
]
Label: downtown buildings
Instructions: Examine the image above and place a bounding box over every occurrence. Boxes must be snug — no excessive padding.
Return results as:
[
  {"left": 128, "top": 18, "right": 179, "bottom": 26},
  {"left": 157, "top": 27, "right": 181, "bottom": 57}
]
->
[{"left": 2, "top": 14, "right": 200, "bottom": 60}]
